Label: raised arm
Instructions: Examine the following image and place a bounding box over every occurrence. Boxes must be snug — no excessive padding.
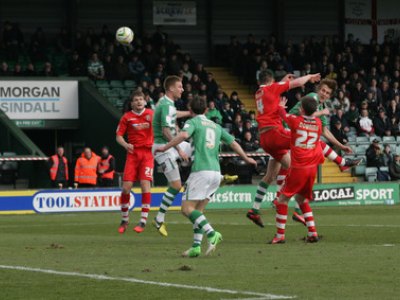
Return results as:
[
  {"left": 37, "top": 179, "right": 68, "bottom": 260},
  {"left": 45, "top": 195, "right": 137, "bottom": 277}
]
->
[{"left": 289, "top": 73, "right": 321, "bottom": 89}]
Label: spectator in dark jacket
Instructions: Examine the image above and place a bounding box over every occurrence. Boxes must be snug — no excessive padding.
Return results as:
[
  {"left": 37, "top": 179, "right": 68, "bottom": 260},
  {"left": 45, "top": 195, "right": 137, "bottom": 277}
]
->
[
  {"left": 373, "top": 109, "right": 391, "bottom": 137},
  {"left": 330, "top": 108, "right": 350, "bottom": 133},
  {"left": 241, "top": 131, "right": 260, "bottom": 152},
  {"left": 331, "top": 120, "right": 348, "bottom": 149},
  {"left": 389, "top": 154, "right": 400, "bottom": 180},
  {"left": 366, "top": 139, "right": 386, "bottom": 167},
  {"left": 68, "top": 51, "right": 86, "bottom": 76}
]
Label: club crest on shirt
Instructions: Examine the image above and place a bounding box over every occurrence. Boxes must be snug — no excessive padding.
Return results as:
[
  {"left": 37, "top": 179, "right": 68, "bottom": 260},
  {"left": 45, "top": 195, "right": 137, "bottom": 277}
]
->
[{"left": 145, "top": 114, "right": 151, "bottom": 121}]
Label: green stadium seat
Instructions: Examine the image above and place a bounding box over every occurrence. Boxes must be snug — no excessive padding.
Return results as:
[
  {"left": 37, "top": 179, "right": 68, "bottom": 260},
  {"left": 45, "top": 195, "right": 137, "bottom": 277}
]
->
[
  {"left": 354, "top": 165, "right": 366, "bottom": 176},
  {"left": 97, "top": 88, "right": 109, "bottom": 96},
  {"left": 355, "top": 145, "right": 368, "bottom": 155},
  {"left": 110, "top": 80, "right": 124, "bottom": 88},
  {"left": 120, "top": 89, "right": 131, "bottom": 98},
  {"left": 96, "top": 80, "right": 110, "bottom": 88},
  {"left": 356, "top": 136, "right": 369, "bottom": 145},
  {"left": 107, "top": 89, "right": 120, "bottom": 97},
  {"left": 347, "top": 136, "right": 356, "bottom": 142},
  {"left": 365, "top": 167, "right": 378, "bottom": 182},
  {"left": 107, "top": 97, "right": 119, "bottom": 106},
  {"left": 383, "top": 136, "right": 396, "bottom": 143},
  {"left": 124, "top": 80, "right": 137, "bottom": 88},
  {"left": 396, "top": 136, "right": 400, "bottom": 144}
]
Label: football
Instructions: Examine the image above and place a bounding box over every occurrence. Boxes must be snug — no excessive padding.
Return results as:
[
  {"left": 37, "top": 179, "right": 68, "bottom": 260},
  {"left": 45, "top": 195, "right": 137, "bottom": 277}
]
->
[{"left": 115, "top": 26, "right": 134, "bottom": 45}]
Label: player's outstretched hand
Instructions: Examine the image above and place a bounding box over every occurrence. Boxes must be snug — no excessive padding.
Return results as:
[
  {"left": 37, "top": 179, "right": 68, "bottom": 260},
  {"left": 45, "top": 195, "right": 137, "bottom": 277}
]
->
[
  {"left": 341, "top": 145, "right": 353, "bottom": 154},
  {"left": 309, "top": 73, "right": 321, "bottom": 83},
  {"left": 178, "top": 149, "right": 190, "bottom": 162},
  {"left": 245, "top": 157, "right": 257, "bottom": 167}
]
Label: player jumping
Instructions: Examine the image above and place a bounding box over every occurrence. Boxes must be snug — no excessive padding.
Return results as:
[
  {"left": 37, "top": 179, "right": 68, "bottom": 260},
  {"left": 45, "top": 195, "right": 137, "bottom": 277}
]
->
[
  {"left": 247, "top": 71, "right": 360, "bottom": 227},
  {"left": 116, "top": 91, "right": 154, "bottom": 234},
  {"left": 270, "top": 96, "right": 324, "bottom": 244}
]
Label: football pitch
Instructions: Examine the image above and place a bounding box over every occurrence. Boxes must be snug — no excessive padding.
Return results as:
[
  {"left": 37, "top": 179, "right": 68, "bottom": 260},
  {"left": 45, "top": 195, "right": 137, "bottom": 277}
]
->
[{"left": 1, "top": 206, "right": 399, "bottom": 299}]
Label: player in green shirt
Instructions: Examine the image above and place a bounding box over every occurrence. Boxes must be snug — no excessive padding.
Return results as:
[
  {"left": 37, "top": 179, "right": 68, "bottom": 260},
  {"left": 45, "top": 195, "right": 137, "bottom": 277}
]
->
[
  {"left": 156, "top": 96, "right": 257, "bottom": 257},
  {"left": 152, "top": 75, "right": 192, "bottom": 237}
]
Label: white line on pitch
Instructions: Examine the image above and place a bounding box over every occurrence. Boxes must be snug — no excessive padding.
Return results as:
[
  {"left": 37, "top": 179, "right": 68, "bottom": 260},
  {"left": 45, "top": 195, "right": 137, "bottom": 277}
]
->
[
  {"left": 0, "top": 222, "right": 399, "bottom": 229},
  {"left": 0, "top": 265, "right": 295, "bottom": 300}
]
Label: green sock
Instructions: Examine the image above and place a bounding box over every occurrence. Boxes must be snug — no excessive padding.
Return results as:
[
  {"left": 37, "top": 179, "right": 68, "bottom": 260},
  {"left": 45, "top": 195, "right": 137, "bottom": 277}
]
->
[
  {"left": 189, "top": 210, "right": 215, "bottom": 238},
  {"left": 192, "top": 225, "right": 203, "bottom": 248},
  {"left": 156, "top": 186, "right": 180, "bottom": 223},
  {"left": 252, "top": 181, "right": 269, "bottom": 213}
]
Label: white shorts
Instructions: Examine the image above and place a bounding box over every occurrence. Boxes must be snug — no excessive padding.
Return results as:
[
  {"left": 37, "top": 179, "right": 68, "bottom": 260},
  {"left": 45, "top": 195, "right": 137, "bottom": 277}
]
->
[
  {"left": 182, "top": 171, "right": 221, "bottom": 201},
  {"left": 152, "top": 141, "right": 192, "bottom": 182}
]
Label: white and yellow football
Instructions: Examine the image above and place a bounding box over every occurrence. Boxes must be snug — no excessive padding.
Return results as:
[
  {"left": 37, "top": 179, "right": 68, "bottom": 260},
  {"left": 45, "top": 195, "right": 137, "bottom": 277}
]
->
[{"left": 115, "top": 27, "right": 134, "bottom": 45}]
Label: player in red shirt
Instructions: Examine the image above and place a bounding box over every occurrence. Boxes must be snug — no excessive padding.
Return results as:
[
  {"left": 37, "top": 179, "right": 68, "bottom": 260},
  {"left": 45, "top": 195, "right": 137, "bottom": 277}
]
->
[
  {"left": 116, "top": 90, "right": 154, "bottom": 234},
  {"left": 270, "top": 96, "right": 324, "bottom": 244},
  {"left": 247, "top": 70, "right": 321, "bottom": 225}
]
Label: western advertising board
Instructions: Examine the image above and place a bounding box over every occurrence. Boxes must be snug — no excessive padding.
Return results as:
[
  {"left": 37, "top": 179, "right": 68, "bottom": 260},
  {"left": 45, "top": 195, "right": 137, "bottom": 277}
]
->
[
  {"left": 207, "top": 182, "right": 399, "bottom": 209},
  {"left": 0, "top": 80, "right": 79, "bottom": 122}
]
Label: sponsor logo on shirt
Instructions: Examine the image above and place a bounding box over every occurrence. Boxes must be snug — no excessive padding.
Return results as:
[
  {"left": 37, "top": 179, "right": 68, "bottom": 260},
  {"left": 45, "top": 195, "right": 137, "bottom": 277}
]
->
[{"left": 131, "top": 123, "right": 150, "bottom": 130}]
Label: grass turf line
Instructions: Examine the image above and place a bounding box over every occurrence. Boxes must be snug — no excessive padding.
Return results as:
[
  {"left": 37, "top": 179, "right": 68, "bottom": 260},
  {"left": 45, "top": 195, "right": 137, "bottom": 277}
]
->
[{"left": 0, "top": 206, "right": 399, "bottom": 299}]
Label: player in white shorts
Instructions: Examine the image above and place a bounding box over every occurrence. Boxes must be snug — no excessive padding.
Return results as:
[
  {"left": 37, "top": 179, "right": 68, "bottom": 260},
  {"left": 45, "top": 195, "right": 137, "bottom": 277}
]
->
[{"left": 155, "top": 96, "right": 257, "bottom": 257}]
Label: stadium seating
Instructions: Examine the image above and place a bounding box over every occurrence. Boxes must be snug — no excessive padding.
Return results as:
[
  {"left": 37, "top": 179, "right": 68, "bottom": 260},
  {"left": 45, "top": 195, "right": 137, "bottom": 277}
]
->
[{"left": 365, "top": 167, "right": 378, "bottom": 182}]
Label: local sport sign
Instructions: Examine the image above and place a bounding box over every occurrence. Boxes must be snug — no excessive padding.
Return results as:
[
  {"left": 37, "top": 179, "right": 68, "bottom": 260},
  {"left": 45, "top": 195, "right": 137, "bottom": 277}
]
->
[
  {"left": 208, "top": 182, "right": 399, "bottom": 209},
  {"left": 153, "top": 1, "right": 196, "bottom": 25},
  {"left": 32, "top": 190, "right": 135, "bottom": 213},
  {"left": 0, "top": 80, "right": 78, "bottom": 120}
]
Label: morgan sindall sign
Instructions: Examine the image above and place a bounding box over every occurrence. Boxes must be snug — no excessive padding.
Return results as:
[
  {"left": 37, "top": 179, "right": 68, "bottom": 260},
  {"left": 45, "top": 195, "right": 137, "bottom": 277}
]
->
[{"left": 0, "top": 81, "right": 78, "bottom": 120}]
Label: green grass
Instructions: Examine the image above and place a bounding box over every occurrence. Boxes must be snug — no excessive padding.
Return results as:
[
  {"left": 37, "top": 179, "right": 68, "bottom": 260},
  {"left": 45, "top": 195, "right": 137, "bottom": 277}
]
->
[{"left": 0, "top": 206, "right": 399, "bottom": 299}]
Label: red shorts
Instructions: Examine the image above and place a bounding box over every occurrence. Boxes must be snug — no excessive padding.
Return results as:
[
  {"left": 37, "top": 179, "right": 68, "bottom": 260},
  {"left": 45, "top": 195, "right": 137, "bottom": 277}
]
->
[
  {"left": 260, "top": 127, "right": 291, "bottom": 161},
  {"left": 123, "top": 148, "right": 154, "bottom": 182},
  {"left": 280, "top": 166, "right": 317, "bottom": 200}
]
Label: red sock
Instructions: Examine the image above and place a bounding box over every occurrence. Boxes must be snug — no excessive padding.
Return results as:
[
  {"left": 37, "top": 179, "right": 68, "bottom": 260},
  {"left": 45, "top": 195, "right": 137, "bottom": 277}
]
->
[
  {"left": 140, "top": 193, "right": 151, "bottom": 224},
  {"left": 320, "top": 141, "right": 345, "bottom": 166},
  {"left": 275, "top": 202, "right": 288, "bottom": 239},
  {"left": 299, "top": 200, "right": 317, "bottom": 237},
  {"left": 276, "top": 167, "right": 288, "bottom": 198},
  {"left": 120, "top": 192, "right": 130, "bottom": 222}
]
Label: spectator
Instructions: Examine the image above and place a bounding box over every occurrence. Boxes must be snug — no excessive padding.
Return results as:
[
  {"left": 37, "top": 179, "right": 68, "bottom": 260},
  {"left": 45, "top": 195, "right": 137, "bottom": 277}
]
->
[
  {"left": 181, "top": 62, "right": 192, "bottom": 81},
  {"left": 330, "top": 108, "right": 350, "bottom": 133},
  {"left": 248, "top": 111, "right": 258, "bottom": 128},
  {"left": 332, "top": 90, "right": 350, "bottom": 112},
  {"left": 232, "top": 114, "right": 244, "bottom": 140},
  {"left": 152, "top": 63, "right": 166, "bottom": 82},
  {"left": 97, "top": 146, "right": 115, "bottom": 187},
  {"left": 214, "top": 89, "right": 228, "bottom": 110},
  {"left": 383, "top": 144, "right": 393, "bottom": 166},
  {"left": 142, "top": 44, "right": 159, "bottom": 72},
  {"left": 241, "top": 131, "right": 259, "bottom": 152},
  {"left": 350, "top": 81, "right": 367, "bottom": 105},
  {"left": 205, "top": 72, "right": 219, "bottom": 100},
  {"left": 48, "top": 146, "right": 69, "bottom": 189},
  {"left": 243, "top": 119, "right": 258, "bottom": 139},
  {"left": 41, "top": 62, "right": 57, "bottom": 77},
  {"left": 114, "top": 55, "right": 130, "bottom": 80},
  {"left": 152, "top": 25, "right": 168, "bottom": 49},
  {"left": 74, "top": 147, "right": 99, "bottom": 188},
  {"left": 389, "top": 154, "right": 400, "bottom": 180},
  {"left": 357, "top": 109, "right": 374, "bottom": 136},
  {"left": 229, "top": 91, "right": 243, "bottom": 114},
  {"left": 103, "top": 54, "right": 115, "bottom": 80},
  {"left": 166, "top": 53, "right": 181, "bottom": 75},
  {"left": 366, "top": 139, "right": 386, "bottom": 167},
  {"left": 205, "top": 100, "right": 222, "bottom": 124},
  {"left": 128, "top": 54, "right": 145, "bottom": 81},
  {"left": 364, "top": 91, "right": 379, "bottom": 113},
  {"left": 387, "top": 99, "right": 400, "bottom": 120},
  {"left": 23, "top": 63, "right": 37, "bottom": 76},
  {"left": 331, "top": 120, "right": 348, "bottom": 150},
  {"left": 256, "top": 60, "right": 268, "bottom": 82},
  {"left": 13, "top": 64, "right": 23, "bottom": 77},
  {"left": 194, "top": 63, "right": 208, "bottom": 82},
  {"left": 389, "top": 117, "right": 400, "bottom": 136},
  {"left": 0, "top": 62, "right": 10, "bottom": 76},
  {"left": 345, "top": 102, "right": 360, "bottom": 128},
  {"left": 373, "top": 108, "right": 391, "bottom": 137},
  {"left": 87, "top": 52, "right": 105, "bottom": 80},
  {"left": 189, "top": 73, "right": 202, "bottom": 92},
  {"left": 220, "top": 101, "right": 234, "bottom": 127},
  {"left": 68, "top": 51, "right": 86, "bottom": 76}
]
